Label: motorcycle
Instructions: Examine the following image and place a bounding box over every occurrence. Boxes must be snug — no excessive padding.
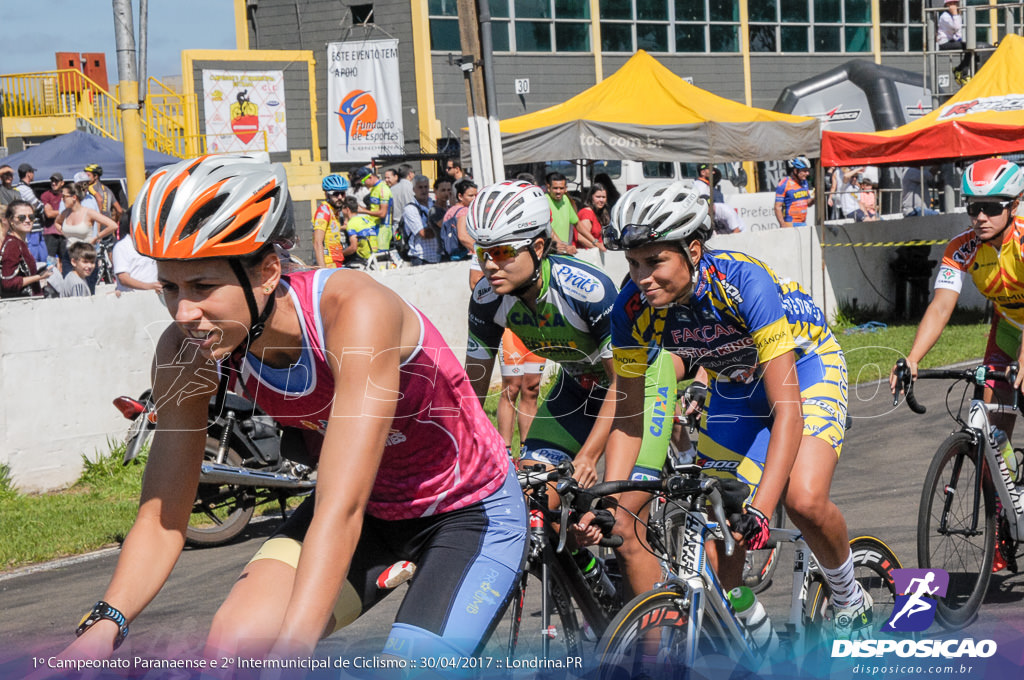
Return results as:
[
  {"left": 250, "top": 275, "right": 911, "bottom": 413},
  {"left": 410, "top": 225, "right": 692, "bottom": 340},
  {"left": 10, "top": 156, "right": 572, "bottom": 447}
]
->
[{"left": 112, "top": 389, "right": 316, "bottom": 547}]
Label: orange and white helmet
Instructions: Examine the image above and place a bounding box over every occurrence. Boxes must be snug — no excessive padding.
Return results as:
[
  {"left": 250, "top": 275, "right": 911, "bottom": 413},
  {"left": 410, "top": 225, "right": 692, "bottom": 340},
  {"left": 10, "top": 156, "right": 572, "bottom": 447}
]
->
[{"left": 133, "top": 155, "right": 294, "bottom": 260}]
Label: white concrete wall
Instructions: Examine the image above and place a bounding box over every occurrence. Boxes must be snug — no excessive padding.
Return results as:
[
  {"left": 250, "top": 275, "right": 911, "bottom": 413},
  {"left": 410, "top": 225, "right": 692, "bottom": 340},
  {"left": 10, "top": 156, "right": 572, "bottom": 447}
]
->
[{"left": 0, "top": 225, "right": 866, "bottom": 492}]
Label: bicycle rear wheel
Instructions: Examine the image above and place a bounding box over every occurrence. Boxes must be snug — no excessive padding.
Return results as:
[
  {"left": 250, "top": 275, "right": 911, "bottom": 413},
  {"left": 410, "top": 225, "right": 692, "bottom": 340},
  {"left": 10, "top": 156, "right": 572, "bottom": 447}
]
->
[
  {"left": 917, "top": 432, "right": 995, "bottom": 629},
  {"left": 597, "top": 586, "right": 743, "bottom": 680}
]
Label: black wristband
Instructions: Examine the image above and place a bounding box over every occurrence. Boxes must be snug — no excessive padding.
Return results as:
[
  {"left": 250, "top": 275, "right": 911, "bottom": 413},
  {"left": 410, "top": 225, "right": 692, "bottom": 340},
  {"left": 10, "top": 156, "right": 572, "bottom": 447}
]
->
[{"left": 76, "top": 600, "right": 129, "bottom": 649}]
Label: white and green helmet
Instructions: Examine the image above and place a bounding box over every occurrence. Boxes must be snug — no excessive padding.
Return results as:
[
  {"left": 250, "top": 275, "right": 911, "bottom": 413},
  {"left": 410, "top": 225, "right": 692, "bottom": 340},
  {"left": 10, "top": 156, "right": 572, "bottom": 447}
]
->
[{"left": 962, "top": 158, "right": 1024, "bottom": 199}]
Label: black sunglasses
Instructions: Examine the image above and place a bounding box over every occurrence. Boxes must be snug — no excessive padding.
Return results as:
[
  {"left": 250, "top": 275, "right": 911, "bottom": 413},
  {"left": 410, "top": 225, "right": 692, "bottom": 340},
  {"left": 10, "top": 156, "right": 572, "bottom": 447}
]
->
[
  {"left": 327, "top": 191, "right": 345, "bottom": 198},
  {"left": 966, "top": 200, "right": 1012, "bottom": 217}
]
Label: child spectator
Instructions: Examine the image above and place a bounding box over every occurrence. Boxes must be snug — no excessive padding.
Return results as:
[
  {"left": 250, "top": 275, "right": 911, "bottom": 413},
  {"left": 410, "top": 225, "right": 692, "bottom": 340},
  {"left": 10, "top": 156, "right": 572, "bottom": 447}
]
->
[
  {"left": 61, "top": 241, "right": 96, "bottom": 297},
  {"left": 853, "top": 177, "right": 880, "bottom": 222}
]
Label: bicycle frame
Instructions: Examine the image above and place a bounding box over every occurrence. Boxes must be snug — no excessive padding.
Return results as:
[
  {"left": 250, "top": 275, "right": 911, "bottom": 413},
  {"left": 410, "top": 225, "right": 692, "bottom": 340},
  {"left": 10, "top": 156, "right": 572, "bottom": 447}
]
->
[
  {"left": 657, "top": 499, "right": 825, "bottom": 668},
  {"left": 963, "top": 400, "right": 1024, "bottom": 541}
]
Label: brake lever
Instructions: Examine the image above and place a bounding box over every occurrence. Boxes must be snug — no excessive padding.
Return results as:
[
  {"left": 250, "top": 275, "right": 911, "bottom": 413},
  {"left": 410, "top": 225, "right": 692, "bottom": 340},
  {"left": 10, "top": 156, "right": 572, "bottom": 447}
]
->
[{"left": 706, "top": 482, "right": 735, "bottom": 558}]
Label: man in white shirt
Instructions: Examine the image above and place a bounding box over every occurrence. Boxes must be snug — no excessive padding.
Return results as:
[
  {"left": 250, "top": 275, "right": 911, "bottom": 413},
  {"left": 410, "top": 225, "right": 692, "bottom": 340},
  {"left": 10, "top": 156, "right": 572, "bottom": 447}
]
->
[{"left": 112, "top": 234, "right": 160, "bottom": 293}]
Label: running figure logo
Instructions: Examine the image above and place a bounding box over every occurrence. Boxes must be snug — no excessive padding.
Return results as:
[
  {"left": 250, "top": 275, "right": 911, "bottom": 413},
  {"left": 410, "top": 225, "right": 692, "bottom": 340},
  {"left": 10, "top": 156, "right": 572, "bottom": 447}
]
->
[
  {"left": 883, "top": 568, "right": 949, "bottom": 632},
  {"left": 336, "top": 89, "right": 378, "bottom": 151}
]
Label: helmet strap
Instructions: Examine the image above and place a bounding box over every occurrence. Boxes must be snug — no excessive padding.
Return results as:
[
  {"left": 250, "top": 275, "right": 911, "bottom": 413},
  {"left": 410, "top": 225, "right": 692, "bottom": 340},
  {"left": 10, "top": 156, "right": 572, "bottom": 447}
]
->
[
  {"left": 509, "top": 238, "right": 548, "bottom": 298},
  {"left": 227, "top": 258, "right": 276, "bottom": 351}
]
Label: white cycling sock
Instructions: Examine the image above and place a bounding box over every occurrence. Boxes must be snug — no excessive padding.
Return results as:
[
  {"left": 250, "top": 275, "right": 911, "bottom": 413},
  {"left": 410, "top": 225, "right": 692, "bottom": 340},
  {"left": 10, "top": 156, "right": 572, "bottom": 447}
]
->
[{"left": 822, "top": 550, "right": 861, "bottom": 608}]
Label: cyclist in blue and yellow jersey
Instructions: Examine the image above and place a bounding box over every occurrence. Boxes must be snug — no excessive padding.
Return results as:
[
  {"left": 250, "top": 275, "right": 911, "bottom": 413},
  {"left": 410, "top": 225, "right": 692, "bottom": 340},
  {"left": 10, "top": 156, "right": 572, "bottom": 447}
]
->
[
  {"left": 312, "top": 174, "right": 357, "bottom": 268},
  {"left": 774, "top": 156, "right": 815, "bottom": 228},
  {"left": 464, "top": 181, "right": 682, "bottom": 489},
  {"left": 596, "top": 180, "right": 868, "bottom": 639}
]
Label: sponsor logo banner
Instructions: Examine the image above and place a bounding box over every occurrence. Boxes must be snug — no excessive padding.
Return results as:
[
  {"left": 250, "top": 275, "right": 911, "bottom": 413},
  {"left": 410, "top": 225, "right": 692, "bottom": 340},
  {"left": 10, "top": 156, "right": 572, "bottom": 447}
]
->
[
  {"left": 202, "top": 69, "right": 288, "bottom": 153},
  {"left": 327, "top": 39, "right": 405, "bottom": 162}
]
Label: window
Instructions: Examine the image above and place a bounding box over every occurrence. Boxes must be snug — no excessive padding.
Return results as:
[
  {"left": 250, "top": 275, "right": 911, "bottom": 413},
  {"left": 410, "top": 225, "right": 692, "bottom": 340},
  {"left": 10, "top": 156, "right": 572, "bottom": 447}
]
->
[
  {"left": 430, "top": 1, "right": 591, "bottom": 53},
  {"left": 430, "top": 1, "right": 923, "bottom": 54}
]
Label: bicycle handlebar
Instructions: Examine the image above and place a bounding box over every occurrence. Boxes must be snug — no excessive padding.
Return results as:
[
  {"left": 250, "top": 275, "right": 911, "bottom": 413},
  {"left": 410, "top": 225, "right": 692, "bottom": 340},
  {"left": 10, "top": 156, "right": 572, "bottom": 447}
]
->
[{"left": 892, "top": 359, "right": 1020, "bottom": 414}]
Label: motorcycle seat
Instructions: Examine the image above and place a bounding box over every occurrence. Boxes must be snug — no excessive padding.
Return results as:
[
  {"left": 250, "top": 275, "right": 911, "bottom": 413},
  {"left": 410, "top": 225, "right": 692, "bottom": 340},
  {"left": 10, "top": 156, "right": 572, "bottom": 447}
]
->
[{"left": 209, "top": 392, "right": 258, "bottom": 417}]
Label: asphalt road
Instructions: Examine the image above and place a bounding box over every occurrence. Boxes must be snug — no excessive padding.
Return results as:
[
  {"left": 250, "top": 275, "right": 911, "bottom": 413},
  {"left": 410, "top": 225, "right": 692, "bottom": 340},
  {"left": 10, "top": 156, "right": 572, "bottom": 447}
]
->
[{"left": 3, "top": 368, "right": 1024, "bottom": 675}]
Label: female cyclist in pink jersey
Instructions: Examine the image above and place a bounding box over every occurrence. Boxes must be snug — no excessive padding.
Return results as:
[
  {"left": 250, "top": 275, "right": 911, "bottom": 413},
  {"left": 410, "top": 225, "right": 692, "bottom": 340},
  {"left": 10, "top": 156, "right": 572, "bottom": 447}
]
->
[{"left": 56, "top": 156, "right": 526, "bottom": 664}]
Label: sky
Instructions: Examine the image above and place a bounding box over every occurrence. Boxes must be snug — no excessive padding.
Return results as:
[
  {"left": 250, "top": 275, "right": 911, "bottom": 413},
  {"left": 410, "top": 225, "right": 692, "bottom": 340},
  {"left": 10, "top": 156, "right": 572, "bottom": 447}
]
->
[{"left": 3, "top": 1, "right": 237, "bottom": 80}]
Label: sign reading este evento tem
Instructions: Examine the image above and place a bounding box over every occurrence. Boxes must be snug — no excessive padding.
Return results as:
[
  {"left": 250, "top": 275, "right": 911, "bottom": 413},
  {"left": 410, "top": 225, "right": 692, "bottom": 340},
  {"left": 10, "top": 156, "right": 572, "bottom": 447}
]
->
[
  {"left": 327, "top": 39, "right": 405, "bottom": 162},
  {"left": 202, "top": 69, "right": 288, "bottom": 153}
]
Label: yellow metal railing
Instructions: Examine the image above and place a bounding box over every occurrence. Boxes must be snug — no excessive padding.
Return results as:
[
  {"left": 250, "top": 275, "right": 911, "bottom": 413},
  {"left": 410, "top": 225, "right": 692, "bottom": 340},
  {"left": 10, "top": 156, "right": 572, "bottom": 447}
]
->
[
  {"left": 1, "top": 70, "right": 123, "bottom": 141},
  {"left": 1, "top": 70, "right": 201, "bottom": 159}
]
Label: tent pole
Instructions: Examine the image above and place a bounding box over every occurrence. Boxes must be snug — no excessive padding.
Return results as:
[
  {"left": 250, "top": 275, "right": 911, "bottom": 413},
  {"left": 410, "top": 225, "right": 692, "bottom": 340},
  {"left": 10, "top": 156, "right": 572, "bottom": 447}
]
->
[{"left": 816, "top": 159, "right": 826, "bottom": 322}]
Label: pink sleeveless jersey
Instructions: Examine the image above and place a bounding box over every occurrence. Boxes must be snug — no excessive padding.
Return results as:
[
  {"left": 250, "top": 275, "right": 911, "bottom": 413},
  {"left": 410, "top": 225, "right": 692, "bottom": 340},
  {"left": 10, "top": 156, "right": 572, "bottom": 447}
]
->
[{"left": 232, "top": 269, "right": 509, "bottom": 520}]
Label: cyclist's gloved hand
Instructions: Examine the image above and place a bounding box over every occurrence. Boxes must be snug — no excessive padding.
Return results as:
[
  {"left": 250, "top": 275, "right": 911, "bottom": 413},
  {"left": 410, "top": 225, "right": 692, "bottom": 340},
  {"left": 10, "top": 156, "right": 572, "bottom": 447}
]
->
[{"left": 729, "top": 505, "right": 771, "bottom": 550}]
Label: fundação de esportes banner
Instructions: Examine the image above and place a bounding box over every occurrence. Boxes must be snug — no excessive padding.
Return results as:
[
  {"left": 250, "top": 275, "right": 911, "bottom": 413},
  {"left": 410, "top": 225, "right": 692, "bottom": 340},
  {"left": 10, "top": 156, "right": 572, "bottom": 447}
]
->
[{"left": 326, "top": 39, "right": 405, "bottom": 163}]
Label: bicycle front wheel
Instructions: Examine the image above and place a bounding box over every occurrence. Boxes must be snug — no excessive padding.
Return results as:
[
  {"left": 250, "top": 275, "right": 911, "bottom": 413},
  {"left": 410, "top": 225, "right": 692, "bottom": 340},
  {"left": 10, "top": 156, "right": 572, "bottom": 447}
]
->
[
  {"left": 597, "top": 586, "right": 742, "bottom": 680},
  {"left": 486, "top": 558, "right": 584, "bottom": 664},
  {"left": 917, "top": 432, "right": 995, "bottom": 629}
]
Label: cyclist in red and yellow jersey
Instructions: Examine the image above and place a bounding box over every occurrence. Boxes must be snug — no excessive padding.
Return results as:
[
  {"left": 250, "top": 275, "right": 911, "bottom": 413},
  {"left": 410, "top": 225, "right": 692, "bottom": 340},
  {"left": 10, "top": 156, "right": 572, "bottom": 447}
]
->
[
  {"left": 890, "top": 158, "right": 1024, "bottom": 429},
  {"left": 312, "top": 174, "right": 357, "bottom": 268},
  {"left": 774, "top": 156, "right": 815, "bottom": 228}
]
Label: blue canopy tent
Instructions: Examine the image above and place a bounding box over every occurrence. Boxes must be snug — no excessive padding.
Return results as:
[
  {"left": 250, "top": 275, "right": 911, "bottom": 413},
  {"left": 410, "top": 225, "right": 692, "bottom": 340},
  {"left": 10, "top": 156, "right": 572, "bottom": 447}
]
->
[{"left": 1, "top": 130, "right": 179, "bottom": 180}]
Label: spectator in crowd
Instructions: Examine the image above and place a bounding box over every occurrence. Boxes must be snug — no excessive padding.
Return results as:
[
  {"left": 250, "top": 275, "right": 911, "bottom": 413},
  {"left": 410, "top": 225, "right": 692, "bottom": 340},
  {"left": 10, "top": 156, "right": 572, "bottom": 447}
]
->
[
  {"left": 592, "top": 172, "right": 620, "bottom": 207},
  {"left": 902, "top": 165, "right": 941, "bottom": 217},
  {"left": 339, "top": 196, "right": 377, "bottom": 267},
  {"left": 0, "top": 165, "right": 22, "bottom": 239},
  {"left": 430, "top": 176, "right": 461, "bottom": 261},
  {"left": 56, "top": 182, "right": 118, "bottom": 291},
  {"left": 775, "top": 156, "right": 815, "bottom": 227},
  {"left": 312, "top": 174, "right": 354, "bottom": 268},
  {"left": 938, "top": 0, "right": 976, "bottom": 85},
  {"left": 383, "top": 168, "right": 399, "bottom": 188},
  {"left": 402, "top": 175, "right": 441, "bottom": 266},
  {"left": 546, "top": 172, "right": 579, "bottom": 254},
  {"left": 12, "top": 164, "right": 50, "bottom": 264},
  {"left": 445, "top": 158, "right": 466, "bottom": 183},
  {"left": 693, "top": 163, "right": 717, "bottom": 199},
  {"left": 712, "top": 201, "right": 748, "bottom": 234},
  {"left": 1, "top": 200, "right": 52, "bottom": 298},
  {"left": 40, "top": 172, "right": 66, "bottom": 260},
  {"left": 112, "top": 233, "right": 160, "bottom": 294},
  {"left": 82, "top": 164, "right": 123, "bottom": 234},
  {"left": 352, "top": 166, "right": 391, "bottom": 247},
  {"left": 852, "top": 177, "right": 880, "bottom": 222},
  {"left": 836, "top": 166, "right": 865, "bottom": 219},
  {"left": 72, "top": 172, "right": 101, "bottom": 212},
  {"left": 61, "top": 241, "right": 96, "bottom": 298},
  {"left": 447, "top": 180, "right": 478, "bottom": 276},
  {"left": 576, "top": 184, "right": 610, "bottom": 251},
  {"left": 390, "top": 164, "right": 415, "bottom": 220}
]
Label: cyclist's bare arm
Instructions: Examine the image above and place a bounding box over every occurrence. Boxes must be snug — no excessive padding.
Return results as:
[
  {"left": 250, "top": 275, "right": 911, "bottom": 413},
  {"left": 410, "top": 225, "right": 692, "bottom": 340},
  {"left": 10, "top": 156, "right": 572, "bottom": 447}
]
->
[
  {"left": 271, "top": 276, "right": 409, "bottom": 656},
  {"left": 313, "top": 228, "right": 327, "bottom": 268},
  {"left": 748, "top": 351, "right": 802, "bottom": 520},
  {"left": 572, "top": 356, "right": 620, "bottom": 487},
  {"left": 889, "top": 288, "right": 959, "bottom": 392},
  {"left": 465, "top": 354, "right": 497, "bottom": 404},
  {"left": 60, "top": 327, "right": 213, "bottom": 659}
]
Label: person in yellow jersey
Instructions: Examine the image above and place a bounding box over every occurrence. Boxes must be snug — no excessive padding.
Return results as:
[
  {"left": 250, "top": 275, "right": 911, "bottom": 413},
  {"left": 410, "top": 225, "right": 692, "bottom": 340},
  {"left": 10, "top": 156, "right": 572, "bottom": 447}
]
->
[{"left": 312, "top": 174, "right": 357, "bottom": 268}]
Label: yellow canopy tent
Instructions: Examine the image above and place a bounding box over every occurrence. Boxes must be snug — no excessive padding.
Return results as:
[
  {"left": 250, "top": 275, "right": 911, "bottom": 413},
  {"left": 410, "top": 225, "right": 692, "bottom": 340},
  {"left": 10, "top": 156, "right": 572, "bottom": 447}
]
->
[
  {"left": 487, "top": 50, "right": 819, "bottom": 164},
  {"left": 823, "top": 34, "right": 1024, "bottom": 166}
]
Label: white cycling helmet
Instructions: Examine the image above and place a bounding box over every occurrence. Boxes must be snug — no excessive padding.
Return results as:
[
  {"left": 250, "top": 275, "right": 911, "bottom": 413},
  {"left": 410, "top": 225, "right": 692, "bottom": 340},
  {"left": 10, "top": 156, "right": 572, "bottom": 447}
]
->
[
  {"left": 604, "top": 180, "right": 711, "bottom": 250},
  {"left": 962, "top": 158, "right": 1024, "bottom": 199},
  {"left": 466, "top": 180, "right": 551, "bottom": 245}
]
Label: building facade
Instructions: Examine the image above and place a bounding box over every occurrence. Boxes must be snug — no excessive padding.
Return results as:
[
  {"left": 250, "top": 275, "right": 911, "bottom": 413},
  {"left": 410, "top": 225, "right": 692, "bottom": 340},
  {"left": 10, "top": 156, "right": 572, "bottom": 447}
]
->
[{"left": 238, "top": 0, "right": 1005, "bottom": 165}]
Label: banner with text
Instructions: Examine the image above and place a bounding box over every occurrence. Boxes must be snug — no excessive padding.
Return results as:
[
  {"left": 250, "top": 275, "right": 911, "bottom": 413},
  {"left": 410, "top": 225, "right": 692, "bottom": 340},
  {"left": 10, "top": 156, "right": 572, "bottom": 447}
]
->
[
  {"left": 202, "top": 69, "right": 287, "bottom": 153},
  {"left": 327, "top": 39, "right": 405, "bottom": 162}
]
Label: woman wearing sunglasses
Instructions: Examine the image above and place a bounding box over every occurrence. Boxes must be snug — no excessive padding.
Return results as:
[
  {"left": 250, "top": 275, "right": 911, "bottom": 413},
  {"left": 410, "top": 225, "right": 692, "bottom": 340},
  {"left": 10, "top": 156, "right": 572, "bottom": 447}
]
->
[
  {"left": 890, "top": 158, "right": 1024, "bottom": 488},
  {"left": 594, "top": 180, "right": 865, "bottom": 640},
  {"left": 2, "top": 200, "right": 53, "bottom": 298}
]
